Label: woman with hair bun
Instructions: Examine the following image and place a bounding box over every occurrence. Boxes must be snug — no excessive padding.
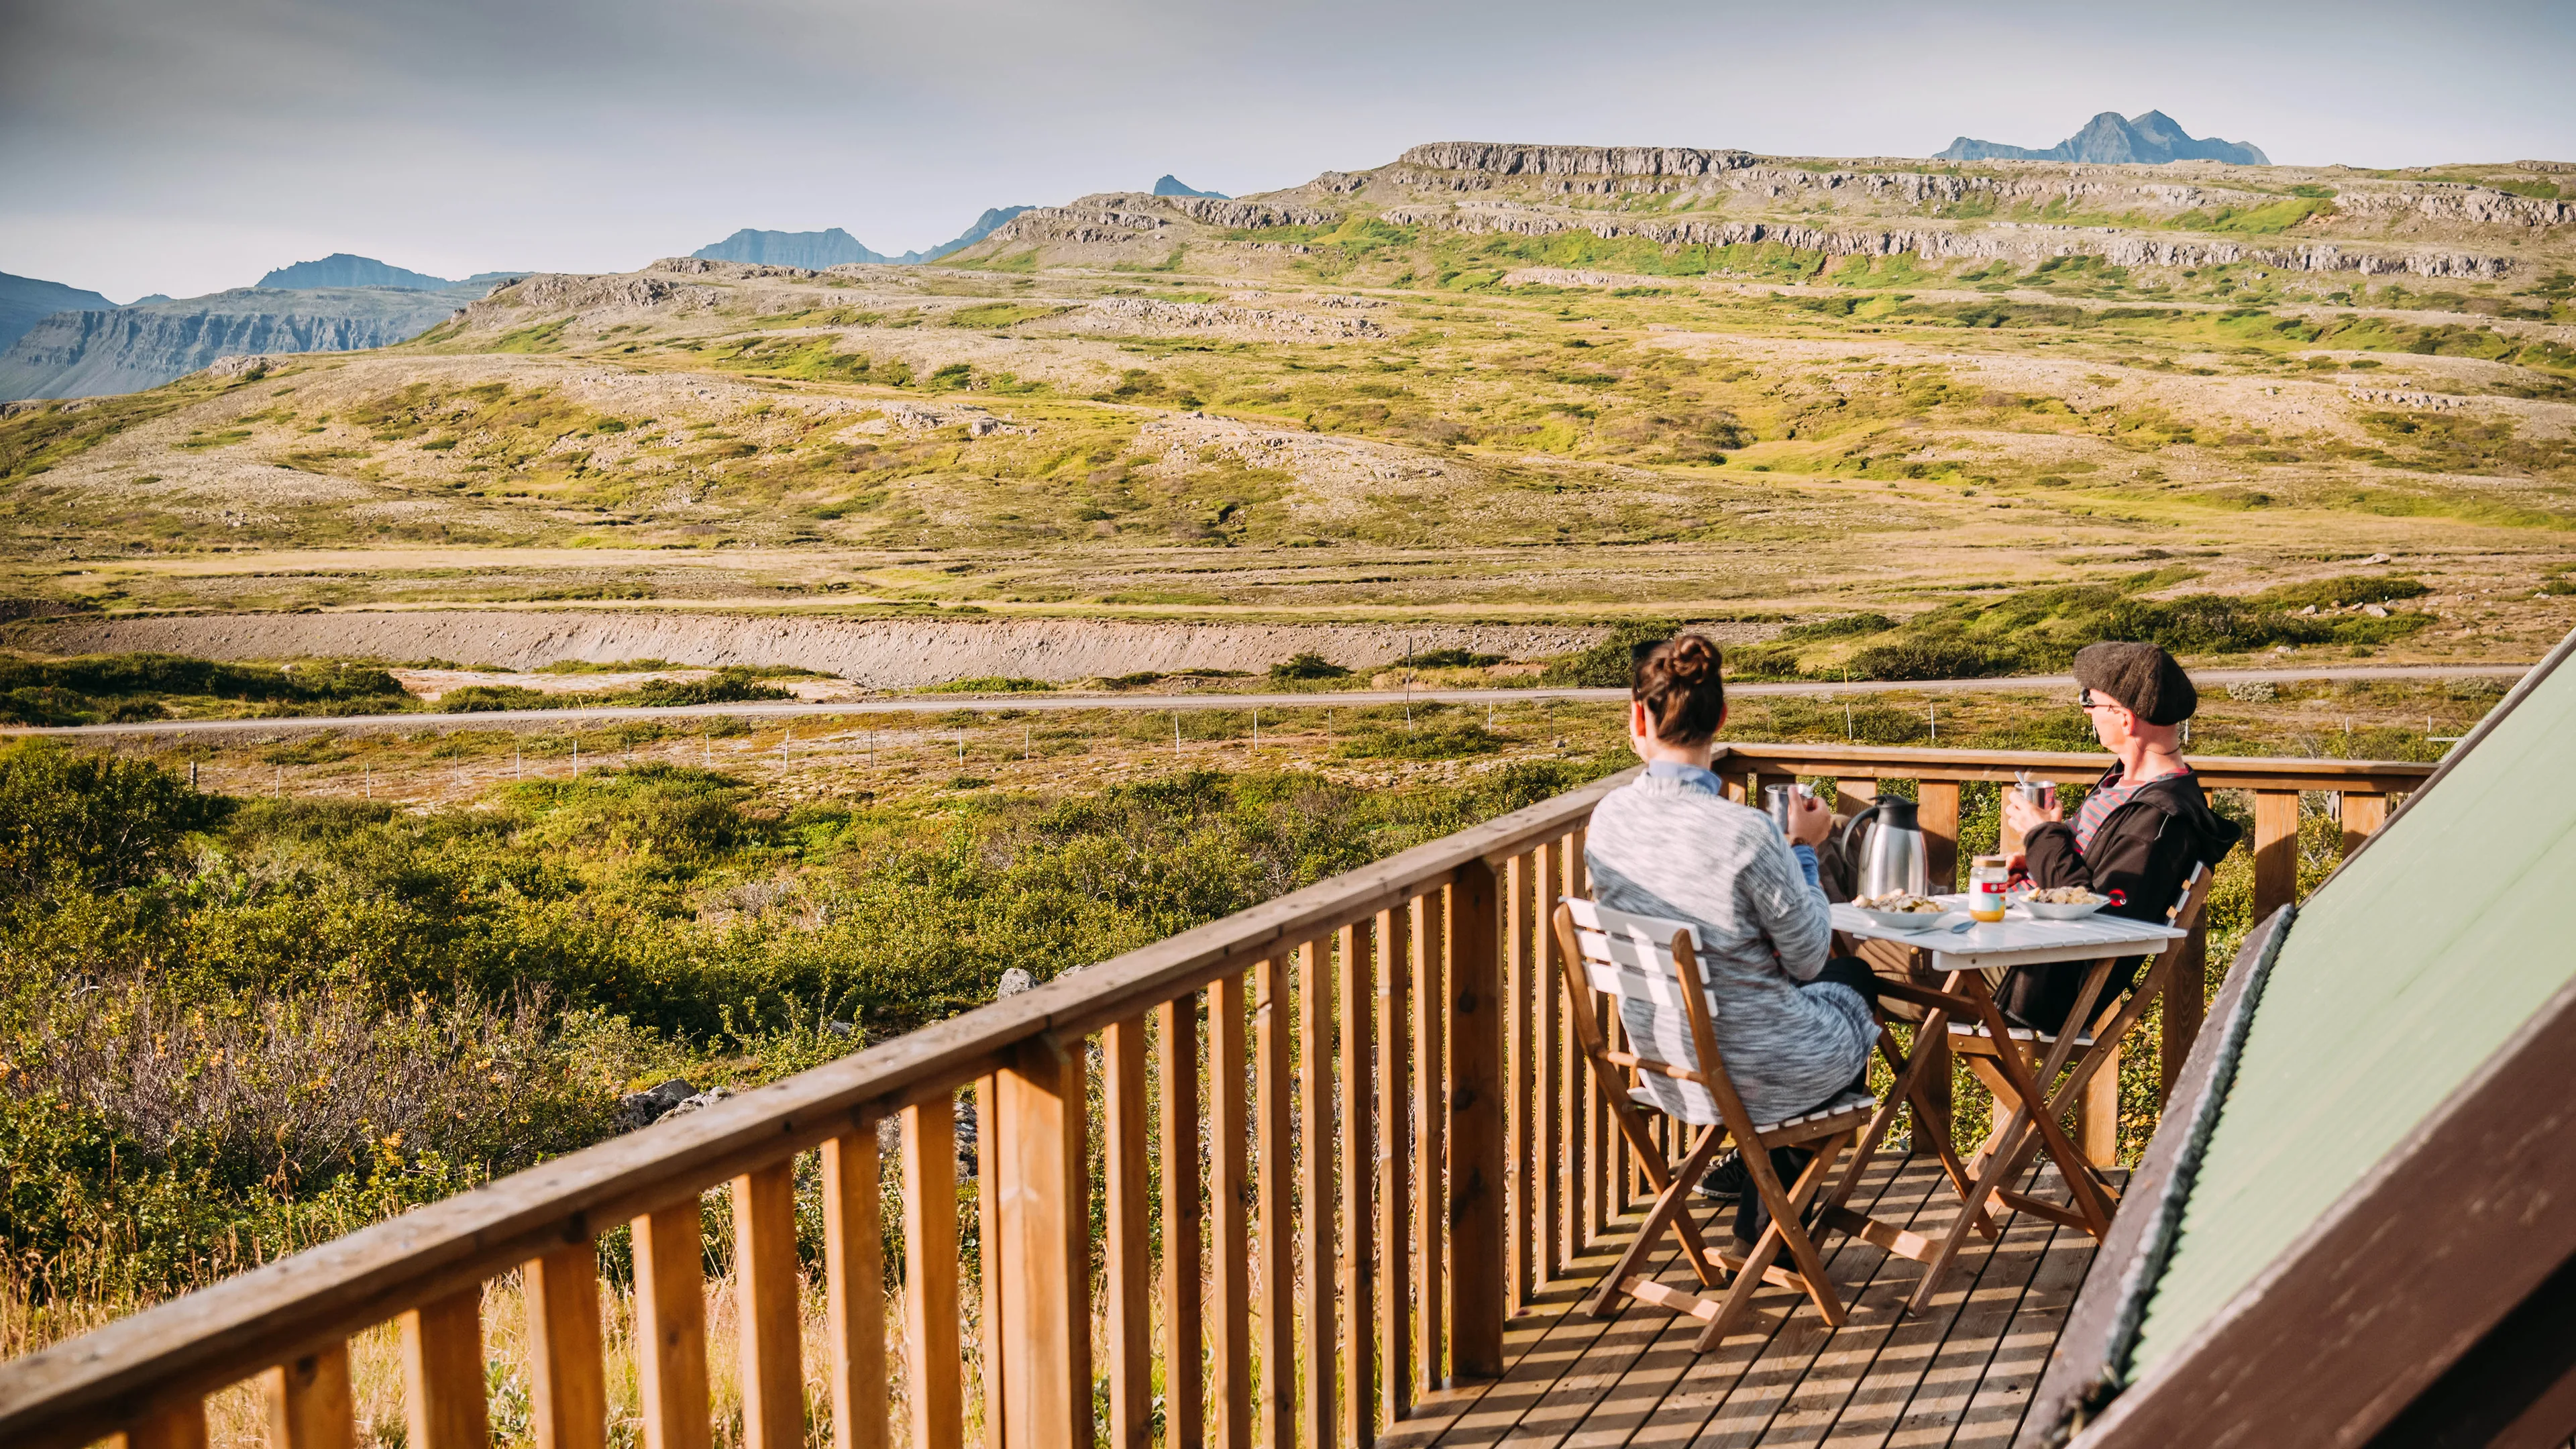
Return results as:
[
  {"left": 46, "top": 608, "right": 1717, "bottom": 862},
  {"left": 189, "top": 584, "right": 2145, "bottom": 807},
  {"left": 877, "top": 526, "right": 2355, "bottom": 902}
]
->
[{"left": 1583, "top": 635, "right": 1879, "bottom": 1244}]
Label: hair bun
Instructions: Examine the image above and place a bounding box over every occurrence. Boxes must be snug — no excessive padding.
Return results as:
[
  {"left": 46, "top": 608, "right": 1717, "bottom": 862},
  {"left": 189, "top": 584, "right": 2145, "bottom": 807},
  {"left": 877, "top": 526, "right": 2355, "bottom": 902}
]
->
[{"left": 1632, "top": 634, "right": 1727, "bottom": 746}]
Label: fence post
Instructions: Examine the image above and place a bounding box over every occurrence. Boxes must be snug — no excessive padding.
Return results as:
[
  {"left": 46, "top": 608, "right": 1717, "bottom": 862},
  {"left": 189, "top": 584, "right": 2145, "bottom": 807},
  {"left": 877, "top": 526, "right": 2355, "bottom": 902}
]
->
[
  {"left": 1449, "top": 858, "right": 1505, "bottom": 1380},
  {"left": 992, "top": 1038, "right": 1093, "bottom": 1448},
  {"left": 2253, "top": 790, "right": 2302, "bottom": 924}
]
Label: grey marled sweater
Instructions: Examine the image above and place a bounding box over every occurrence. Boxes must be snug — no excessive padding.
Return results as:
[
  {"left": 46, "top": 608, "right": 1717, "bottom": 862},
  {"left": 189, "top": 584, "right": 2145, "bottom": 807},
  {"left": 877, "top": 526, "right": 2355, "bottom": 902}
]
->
[{"left": 1583, "top": 767, "right": 1873, "bottom": 1125}]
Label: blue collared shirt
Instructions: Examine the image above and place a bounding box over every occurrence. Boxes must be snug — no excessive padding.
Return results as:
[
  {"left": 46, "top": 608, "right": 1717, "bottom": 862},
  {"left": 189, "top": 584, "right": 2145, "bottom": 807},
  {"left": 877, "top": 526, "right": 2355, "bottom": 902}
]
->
[{"left": 1644, "top": 759, "right": 1823, "bottom": 891}]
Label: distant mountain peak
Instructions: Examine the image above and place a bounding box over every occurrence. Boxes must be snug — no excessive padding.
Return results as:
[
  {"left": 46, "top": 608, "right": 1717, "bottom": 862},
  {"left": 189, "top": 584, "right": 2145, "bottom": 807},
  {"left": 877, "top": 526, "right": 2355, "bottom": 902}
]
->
[
  {"left": 260, "top": 254, "right": 460, "bottom": 290},
  {"left": 1936, "top": 111, "right": 2269, "bottom": 166},
  {"left": 1153, "top": 175, "right": 1229, "bottom": 199},
  {"left": 690, "top": 210, "right": 1035, "bottom": 270}
]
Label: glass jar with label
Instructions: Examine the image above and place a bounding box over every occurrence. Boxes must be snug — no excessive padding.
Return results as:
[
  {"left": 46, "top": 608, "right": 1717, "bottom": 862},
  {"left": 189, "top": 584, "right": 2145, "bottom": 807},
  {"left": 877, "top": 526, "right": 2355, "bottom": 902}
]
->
[{"left": 1968, "top": 855, "right": 2010, "bottom": 922}]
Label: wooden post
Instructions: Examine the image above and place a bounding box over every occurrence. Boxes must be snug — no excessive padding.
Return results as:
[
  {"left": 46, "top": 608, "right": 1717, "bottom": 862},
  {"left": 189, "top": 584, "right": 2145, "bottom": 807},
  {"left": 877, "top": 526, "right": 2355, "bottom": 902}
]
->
[
  {"left": 991, "top": 1038, "right": 1092, "bottom": 1449},
  {"left": 113, "top": 1403, "right": 208, "bottom": 1449},
  {"left": 1340, "top": 918, "right": 1375, "bottom": 1446},
  {"left": 632, "top": 1203, "right": 712, "bottom": 1449},
  {"left": 901, "top": 1104, "right": 963, "bottom": 1449},
  {"left": 1412, "top": 889, "right": 1446, "bottom": 1396},
  {"left": 1299, "top": 936, "right": 1335, "bottom": 1449},
  {"left": 1159, "top": 996, "right": 1207, "bottom": 1449},
  {"left": 1375, "top": 904, "right": 1411, "bottom": 1425},
  {"left": 1450, "top": 857, "right": 1506, "bottom": 1380},
  {"left": 400, "top": 1289, "right": 490, "bottom": 1449},
  {"left": 1255, "top": 954, "right": 1293, "bottom": 1449},
  {"left": 2162, "top": 926, "right": 2208, "bottom": 1109},
  {"left": 1503, "top": 851, "right": 1527, "bottom": 1318},
  {"left": 822, "top": 1129, "right": 891, "bottom": 1449},
  {"left": 2254, "top": 790, "right": 2302, "bottom": 924},
  {"left": 1917, "top": 782, "right": 1961, "bottom": 892},
  {"left": 1210, "top": 973, "right": 1254, "bottom": 1449},
  {"left": 1558, "top": 835, "right": 1584, "bottom": 1273},
  {"left": 1106, "top": 1016, "right": 1153, "bottom": 1449},
  {"left": 733, "top": 1163, "right": 804, "bottom": 1449},
  {"left": 262, "top": 1342, "right": 354, "bottom": 1449},
  {"left": 524, "top": 1244, "right": 606, "bottom": 1449},
  {"left": 2341, "top": 791, "right": 2388, "bottom": 857},
  {"left": 975, "top": 1077, "right": 1004, "bottom": 1435},
  {"left": 1534, "top": 841, "right": 1563, "bottom": 1289}
]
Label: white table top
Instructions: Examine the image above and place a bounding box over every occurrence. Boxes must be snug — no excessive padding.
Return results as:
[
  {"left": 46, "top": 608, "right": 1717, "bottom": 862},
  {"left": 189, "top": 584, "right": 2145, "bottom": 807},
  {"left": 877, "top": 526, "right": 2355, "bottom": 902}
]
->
[{"left": 1830, "top": 896, "right": 2188, "bottom": 972}]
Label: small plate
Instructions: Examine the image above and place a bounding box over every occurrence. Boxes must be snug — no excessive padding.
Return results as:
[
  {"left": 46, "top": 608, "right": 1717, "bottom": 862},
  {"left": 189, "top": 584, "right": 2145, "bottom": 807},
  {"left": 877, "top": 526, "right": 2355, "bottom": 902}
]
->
[
  {"left": 2023, "top": 898, "right": 2110, "bottom": 920},
  {"left": 1855, "top": 906, "right": 1954, "bottom": 932}
]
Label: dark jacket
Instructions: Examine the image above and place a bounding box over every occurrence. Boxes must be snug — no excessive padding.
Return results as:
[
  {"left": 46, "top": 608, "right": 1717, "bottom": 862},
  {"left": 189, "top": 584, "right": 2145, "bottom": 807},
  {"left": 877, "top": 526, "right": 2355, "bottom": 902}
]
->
[{"left": 2002, "top": 764, "right": 2242, "bottom": 1030}]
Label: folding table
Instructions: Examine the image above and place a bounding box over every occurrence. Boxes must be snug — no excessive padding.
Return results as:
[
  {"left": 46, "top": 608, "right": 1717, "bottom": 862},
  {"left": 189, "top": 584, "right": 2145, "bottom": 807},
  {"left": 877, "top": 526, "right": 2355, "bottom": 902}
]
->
[{"left": 1821, "top": 899, "right": 2189, "bottom": 1310}]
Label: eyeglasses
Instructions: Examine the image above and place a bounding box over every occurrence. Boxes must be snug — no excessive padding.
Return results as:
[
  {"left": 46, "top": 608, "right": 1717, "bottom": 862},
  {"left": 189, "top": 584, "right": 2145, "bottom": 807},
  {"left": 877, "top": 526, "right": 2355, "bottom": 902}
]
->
[{"left": 2078, "top": 688, "right": 2106, "bottom": 711}]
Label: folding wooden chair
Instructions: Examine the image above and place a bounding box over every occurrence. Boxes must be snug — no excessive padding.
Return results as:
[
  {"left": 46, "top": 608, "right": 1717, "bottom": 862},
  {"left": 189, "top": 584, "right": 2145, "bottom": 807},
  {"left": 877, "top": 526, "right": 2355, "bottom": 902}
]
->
[{"left": 1552, "top": 897, "right": 1881, "bottom": 1350}]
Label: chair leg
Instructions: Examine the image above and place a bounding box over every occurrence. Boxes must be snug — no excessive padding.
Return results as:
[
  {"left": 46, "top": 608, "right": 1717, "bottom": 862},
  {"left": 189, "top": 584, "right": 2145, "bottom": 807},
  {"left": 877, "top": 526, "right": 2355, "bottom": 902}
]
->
[
  {"left": 1585, "top": 1124, "right": 1729, "bottom": 1316},
  {"left": 1693, "top": 1140, "right": 1845, "bottom": 1350}
]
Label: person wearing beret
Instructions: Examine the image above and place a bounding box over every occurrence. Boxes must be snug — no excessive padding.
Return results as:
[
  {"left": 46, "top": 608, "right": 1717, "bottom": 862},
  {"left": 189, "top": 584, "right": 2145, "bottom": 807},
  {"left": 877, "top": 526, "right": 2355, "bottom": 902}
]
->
[{"left": 1997, "top": 641, "right": 2242, "bottom": 1033}]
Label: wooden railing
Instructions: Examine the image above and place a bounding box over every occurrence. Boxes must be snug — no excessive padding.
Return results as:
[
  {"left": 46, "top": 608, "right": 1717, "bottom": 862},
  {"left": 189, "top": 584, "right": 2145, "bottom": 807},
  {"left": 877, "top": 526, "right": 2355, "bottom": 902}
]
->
[{"left": 0, "top": 746, "right": 2434, "bottom": 1449}]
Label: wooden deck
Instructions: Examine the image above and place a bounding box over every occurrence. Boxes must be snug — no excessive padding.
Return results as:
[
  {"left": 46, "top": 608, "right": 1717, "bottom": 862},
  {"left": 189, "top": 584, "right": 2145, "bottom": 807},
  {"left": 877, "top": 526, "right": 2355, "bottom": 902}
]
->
[{"left": 1386, "top": 1148, "right": 2100, "bottom": 1449}]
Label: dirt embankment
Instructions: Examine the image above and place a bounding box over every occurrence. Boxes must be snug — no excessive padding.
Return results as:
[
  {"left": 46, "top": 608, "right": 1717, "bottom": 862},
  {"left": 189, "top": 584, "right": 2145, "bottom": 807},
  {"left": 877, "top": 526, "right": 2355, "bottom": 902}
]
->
[{"left": 21, "top": 612, "right": 1627, "bottom": 688}]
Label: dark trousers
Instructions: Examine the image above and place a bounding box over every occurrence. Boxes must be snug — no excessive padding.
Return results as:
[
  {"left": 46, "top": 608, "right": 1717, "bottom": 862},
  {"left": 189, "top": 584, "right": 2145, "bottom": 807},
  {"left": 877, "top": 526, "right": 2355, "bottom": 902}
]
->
[{"left": 1738, "top": 956, "right": 1878, "bottom": 1242}]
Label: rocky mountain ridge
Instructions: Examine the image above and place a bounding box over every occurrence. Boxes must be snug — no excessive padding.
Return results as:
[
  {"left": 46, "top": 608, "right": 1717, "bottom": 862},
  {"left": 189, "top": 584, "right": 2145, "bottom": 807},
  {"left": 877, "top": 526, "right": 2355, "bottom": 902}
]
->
[
  {"left": 0, "top": 270, "right": 115, "bottom": 353},
  {"left": 1939, "top": 111, "right": 2269, "bottom": 166},
  {"left": 256, "top": 254, "right": 524, "bottom": 290},
  {"left": 692, "top": 209, "right": 1036, "bottom": 270},
  {"left": 0, "top": 284, "right": 488, "bottom": 400}
]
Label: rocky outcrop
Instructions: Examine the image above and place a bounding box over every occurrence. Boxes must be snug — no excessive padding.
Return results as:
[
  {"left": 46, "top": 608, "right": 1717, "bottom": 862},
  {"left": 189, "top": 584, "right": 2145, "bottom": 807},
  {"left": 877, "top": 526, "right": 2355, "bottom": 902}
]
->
[
  {"left": 1059, "top": 297, "right": 1387, "bottom": 340},
  {"left": 1387, "top": 203, "right": 2514, "bottom": 279},
  {"left": 1397, "top": 143, "right": 1758, "bottom": 177},
  {"left": 0, "top": 285, "right": 483, "bottom": 402},
  {"left": 1164, "top": 196, "right": 1336, "bottom": 229}
]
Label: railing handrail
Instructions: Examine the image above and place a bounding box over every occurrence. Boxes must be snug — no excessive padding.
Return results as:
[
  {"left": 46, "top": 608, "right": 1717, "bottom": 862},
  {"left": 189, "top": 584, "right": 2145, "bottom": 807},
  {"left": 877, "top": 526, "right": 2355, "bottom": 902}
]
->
[
  {"left": 0, "top": 745, "right": 2432, "bottom": 1448},
  {"left": 1721, "top": 742, "right": 2436, "bottom": 794}
]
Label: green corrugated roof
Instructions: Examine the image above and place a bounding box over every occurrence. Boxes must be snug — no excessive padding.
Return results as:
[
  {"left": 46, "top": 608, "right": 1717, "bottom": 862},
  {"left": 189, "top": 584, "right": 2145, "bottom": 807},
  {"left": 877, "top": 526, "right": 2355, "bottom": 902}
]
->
[{"left": 2129, "top": 656, "right": 2576, "bottom": 1375}]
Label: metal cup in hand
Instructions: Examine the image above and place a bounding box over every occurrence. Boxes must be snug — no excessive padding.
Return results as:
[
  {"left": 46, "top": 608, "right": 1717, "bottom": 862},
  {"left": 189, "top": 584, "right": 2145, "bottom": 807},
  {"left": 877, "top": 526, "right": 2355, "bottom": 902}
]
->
[
  {"left": 1765, "top": 783, "right": 1815, "bottom": 838},
  {"left": 2013, "top": 780, "right": 2058, "bottom": 811}
]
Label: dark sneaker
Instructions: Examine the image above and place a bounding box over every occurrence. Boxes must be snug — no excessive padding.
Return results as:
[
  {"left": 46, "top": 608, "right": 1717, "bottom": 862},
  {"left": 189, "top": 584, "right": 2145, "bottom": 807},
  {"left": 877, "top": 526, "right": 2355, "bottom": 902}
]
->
[{"left": 1697, "top": 1150, "right": 1750, "bottom": 1203}]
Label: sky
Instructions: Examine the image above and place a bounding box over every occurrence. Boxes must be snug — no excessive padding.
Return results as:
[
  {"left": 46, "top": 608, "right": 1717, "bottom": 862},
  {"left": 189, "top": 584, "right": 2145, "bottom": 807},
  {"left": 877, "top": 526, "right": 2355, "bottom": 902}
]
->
[{"left": 3, "top": 0, "right": 2573, "bottom": 303}]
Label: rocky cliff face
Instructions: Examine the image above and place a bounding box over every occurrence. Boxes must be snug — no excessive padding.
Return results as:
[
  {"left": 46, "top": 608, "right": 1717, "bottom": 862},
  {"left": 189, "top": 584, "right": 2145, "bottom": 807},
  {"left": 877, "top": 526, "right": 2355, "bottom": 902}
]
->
[
  {"left": 0, "top": 271, "right": 115, "bottom": 353},
  {"left": 1939, "top": 111, "right": 2269, "bottom": 166},
  {"left": 0, "top": 285, "right": 481, "bottom": 401}
]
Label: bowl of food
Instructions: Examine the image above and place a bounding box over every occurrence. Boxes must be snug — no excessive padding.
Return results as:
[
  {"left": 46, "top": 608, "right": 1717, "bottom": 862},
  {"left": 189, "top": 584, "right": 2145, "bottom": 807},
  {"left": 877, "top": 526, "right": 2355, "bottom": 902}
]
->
[
  {"left": 2022, "top": 886, "right": 2110, "bottom": 920},
  {"left": 1852, "top": 891, "right": 1951, "bottom": 931}
]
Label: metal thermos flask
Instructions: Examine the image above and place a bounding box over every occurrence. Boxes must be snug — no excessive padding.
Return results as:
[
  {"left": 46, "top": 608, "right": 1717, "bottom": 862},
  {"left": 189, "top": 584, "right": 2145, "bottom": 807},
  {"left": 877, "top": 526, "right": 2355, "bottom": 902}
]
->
[{"left": 1839, "top": 798, "right": 1931, "bottom": 900}]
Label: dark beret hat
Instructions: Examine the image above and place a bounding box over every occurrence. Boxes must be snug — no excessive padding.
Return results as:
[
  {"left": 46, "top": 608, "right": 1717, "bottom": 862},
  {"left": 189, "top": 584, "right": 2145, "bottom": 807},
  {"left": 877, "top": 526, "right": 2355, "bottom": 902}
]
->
[{"left": 2075, "top": 641, "right": 2198, "bottom": 725}]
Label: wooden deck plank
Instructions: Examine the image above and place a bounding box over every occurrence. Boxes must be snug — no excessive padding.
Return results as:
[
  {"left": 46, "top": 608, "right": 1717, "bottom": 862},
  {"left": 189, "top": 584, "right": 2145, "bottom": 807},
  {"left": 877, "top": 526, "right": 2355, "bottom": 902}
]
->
[
  {"left": 1873, "top": 1167, "right": 2068, "bottom": 1448},
  {"left": 1709, "top": 1151, "right": 1956, "bottom": 1448},
  {"left": 1534, "top": 1150, "right": 1919, "bottom": 1449},
  {"left": 1365, "top": 1152, "right": 2098, "bottom": 1449}
]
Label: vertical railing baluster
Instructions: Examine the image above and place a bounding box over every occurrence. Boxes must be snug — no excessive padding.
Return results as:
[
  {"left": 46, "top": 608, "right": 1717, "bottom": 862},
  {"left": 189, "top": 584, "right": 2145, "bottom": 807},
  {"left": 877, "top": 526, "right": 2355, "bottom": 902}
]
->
[
  {"left": 734, "top": 1163, "right": 805, "bottom": 1449},
  {"left": 2162, "top": 926, "right": 2208, "bottom": 1109},
  {"left": 113, "top": 1401, "right": 209, "bottom": 1449},
  {"left": 991, "top": 1038, "right": 1091, "bottom": 1447},
  {"left": 400, "top": 1287, "right": 490, "bottom": 1449},
  {"left": 1256, "top": 953, "right": 1293, "bottom": 1449},
  {"left": 1376, "top": 903, "right": 1411, "bottom": 1422},
  {"left": 2340, "top": 790, "right": 2388, "bottom": 856},
  {"left": 1340, "top": 919, "right": 1375, "bottom": 1445},
  {"left": 975, "top": 1077, "right": 1005, "bottom": 1436},
  {"left": 633, "top": 1202, "right": 712, "bottom": 1449},
  {"left": 262, "top": 1342, "right": 354, "bottom": 1449},
  {"left": 525, "top": 1243, "right": 606, "bottom": 1449},
  {"left": 822, "top": 1126, "right": 891, "bottom": 1449},
  {"left": 1299, "top": 935, "right": 1335, "bottom": 1449},
  {"left": 1503, "top": 851, "right": 1529, "bottom": 1316},
  {"left": 902, "top": 1103, "right": 963, "bottom": 1449},
  {"left": 1160, "top": 995, "right": 1208, "bottom": 1449},
  {"left": 1107, "top": 1016, "right": 1154, "bottom": 1448},
  {"left": 1557, "top": 830, "right": 1584, "bottom": 1273},
  {"left": 1450, "top": 858, "right": 1505, "bottom": 1379},
  {"left": 1536, "top": 838, "right": 1563, "bottom": 1288},
  {"left": 1212, "top": 971, "right": 1254, "bottom": 1449},
  {"left": 2253, "top": 789, "right": 2302, "bottom": 923},
  {"left": 1413, "top": 889, "right": 1446, "bottom": 1393}
]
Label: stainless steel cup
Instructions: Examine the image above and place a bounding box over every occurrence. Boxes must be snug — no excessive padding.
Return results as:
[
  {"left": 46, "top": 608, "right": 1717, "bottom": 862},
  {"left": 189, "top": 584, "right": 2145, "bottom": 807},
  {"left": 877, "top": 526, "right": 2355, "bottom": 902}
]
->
[
  {"left": 1765, "top": 783, "right": 1814, "bottom": 837},
  {"left": 2014, "top": 781, "right": 2058, "bottom": 811}
]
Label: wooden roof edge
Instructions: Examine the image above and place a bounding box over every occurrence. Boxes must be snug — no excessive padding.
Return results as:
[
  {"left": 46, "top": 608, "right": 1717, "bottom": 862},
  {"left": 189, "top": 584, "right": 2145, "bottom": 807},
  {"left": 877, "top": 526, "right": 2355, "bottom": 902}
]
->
[
  {"left": 2016, "top": 904, "right": 2296, "bottom": 1449},
  {"left": 2064, "top": 971, "right": 2576, "bottom": 1448}
]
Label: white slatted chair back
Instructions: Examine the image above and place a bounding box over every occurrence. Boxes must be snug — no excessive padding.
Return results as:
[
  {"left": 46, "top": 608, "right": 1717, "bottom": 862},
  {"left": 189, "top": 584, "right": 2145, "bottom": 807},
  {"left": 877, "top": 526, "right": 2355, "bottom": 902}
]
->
[{"left": 1562, "top": 897, "right": 1731, "bottom": 1126}]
